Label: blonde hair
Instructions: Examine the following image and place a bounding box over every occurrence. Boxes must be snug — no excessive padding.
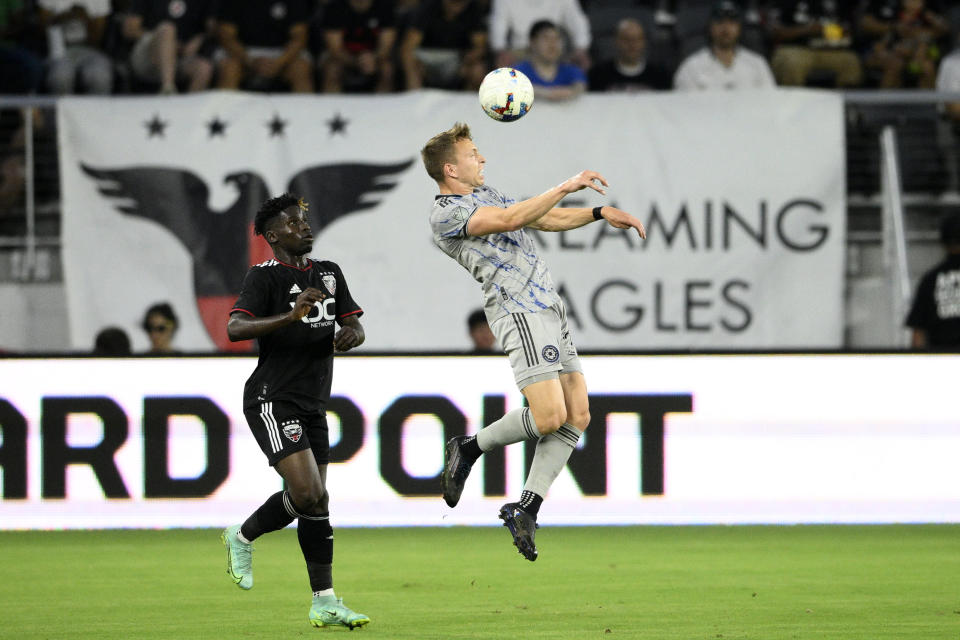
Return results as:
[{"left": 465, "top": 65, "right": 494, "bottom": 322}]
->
[{"left": 421, "top": 122, "right": 473, "bottom": 183}]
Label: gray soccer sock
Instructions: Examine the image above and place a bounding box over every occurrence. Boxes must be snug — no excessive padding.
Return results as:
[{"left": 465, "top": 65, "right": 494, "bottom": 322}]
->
[
  {"left": 475, "top": 407, "right": 540, "bottom": 452},
  {"left": 522, "top": 423, "right": 583, "bottom": 497}
]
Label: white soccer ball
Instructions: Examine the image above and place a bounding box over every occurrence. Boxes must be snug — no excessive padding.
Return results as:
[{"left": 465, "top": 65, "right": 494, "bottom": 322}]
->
[{"left": 478, "top": 67, "right": 534, "bottom": 122}]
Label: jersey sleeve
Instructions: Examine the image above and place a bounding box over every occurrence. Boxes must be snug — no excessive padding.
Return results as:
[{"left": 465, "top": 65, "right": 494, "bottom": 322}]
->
[
  {"left": 431, "top": 201, "right": 477, "bottom": 242},
  {"left": 231, "top": 267, "right": 271, "bottom": 318},
  {"left": 330, "top": 262, "right": 363, "bottom": 321}
]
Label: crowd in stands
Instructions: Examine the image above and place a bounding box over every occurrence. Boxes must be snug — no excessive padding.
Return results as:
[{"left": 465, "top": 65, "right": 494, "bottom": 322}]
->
[{"left": 1, "top": 0, "right": 960, "bottom": 98}]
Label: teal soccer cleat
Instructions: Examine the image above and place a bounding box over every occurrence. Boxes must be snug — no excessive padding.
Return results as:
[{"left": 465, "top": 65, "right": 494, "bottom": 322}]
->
[
  {"left": 221, "top": 525, "right": 253, "bottom": 590},
  {"left": 309, "top": 596, "right": 371, "bottom": 630}
]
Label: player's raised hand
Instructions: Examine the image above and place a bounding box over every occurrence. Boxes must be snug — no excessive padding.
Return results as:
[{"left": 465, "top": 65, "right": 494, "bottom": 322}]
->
[
  {"left": 289, "top": 287, "right": 325, "bottom": 321},
  {"left": 598, "top": 206, "right": 646, "bottom": 239},
  {"left": 560, "top": 170, "right": 608, "bottom": 195}
]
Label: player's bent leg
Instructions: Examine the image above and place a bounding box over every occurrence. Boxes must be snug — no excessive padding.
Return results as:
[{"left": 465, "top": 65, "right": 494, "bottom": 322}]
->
[
  {"left": 558, "top": 371, "right": 590, "bottom": 431},
  {"left": 275, "top": 449, "right": 327, "bottom": 514},
  {"left": 221, "top": 524, "right": 254, "bottom": 589},
  {"left": 309, "top": 596, "right": 371, "bottom": 629},
  {"left": 522, "top": 377, "right": 567, "bottom": 435}
]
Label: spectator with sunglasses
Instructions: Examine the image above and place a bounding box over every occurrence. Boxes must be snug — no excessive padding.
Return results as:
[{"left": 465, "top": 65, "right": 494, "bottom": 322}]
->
[{"left": 141, "top": 301, "right": 180, "bottom": 354}]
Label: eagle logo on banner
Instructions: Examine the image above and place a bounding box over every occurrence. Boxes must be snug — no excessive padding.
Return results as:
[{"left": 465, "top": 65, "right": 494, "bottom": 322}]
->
[{"left": 81, "top": 159, "right": 413, "bottom": 350}]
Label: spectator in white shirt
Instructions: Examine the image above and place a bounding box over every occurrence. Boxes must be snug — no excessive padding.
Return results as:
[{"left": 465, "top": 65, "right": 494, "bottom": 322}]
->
[
  {"left": 936, "top": 44, "right": 960, "bottom": 123},
  {"left": 674, "top": 0, "right": 776, "bottom": 90},
  {"left": 489, "top": 0, "right": 591, "bottom": 70}
]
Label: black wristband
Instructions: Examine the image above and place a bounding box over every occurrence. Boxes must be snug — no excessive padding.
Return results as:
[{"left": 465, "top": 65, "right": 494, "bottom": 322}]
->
[{"left": 592, "top": 206, "right": 603, "bottom": 221}]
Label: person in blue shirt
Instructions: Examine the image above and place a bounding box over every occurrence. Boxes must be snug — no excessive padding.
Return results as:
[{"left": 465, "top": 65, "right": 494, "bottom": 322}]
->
[{"left": 514, "top": 20, "right": 587, "bottom": 101}]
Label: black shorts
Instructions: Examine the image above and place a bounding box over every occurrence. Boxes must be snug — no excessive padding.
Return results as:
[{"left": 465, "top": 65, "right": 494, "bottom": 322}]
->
[{"left": 243, "top": 401, "right": 330, "bottom": 466}]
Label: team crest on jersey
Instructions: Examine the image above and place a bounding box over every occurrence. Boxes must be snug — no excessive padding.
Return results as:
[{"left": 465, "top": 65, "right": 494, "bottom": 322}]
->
[
  {"left": 322, "top": 275, "right": 336, "bottom": 295},
  {"left": 542, "top": 345, "right": 559, "bottom": 363},
  {"left": 281, "top": 419, "right": 303, "bottom": 443}
]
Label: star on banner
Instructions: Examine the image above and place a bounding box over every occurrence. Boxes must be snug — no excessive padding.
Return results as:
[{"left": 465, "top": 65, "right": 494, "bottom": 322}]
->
[
  {"left": 267, "top": 113, "right": 288, "bottom": 137},
  {"left": 145, "top": 114, "right": 168, "bottom": 138},
  {"left": 326, "top": 113, "right": 348, "bottom": 136},
  {"left": 207, "top": 116, "right": 228, "bottom": 138}
]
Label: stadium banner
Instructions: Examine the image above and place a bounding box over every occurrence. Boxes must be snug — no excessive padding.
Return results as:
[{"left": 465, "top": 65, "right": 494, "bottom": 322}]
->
[
  {"left": 58, "top": 89, "right": 844, "bottom": 353},
  {"left": 1, "top": 354, "right": 958, "bottom": 530}
]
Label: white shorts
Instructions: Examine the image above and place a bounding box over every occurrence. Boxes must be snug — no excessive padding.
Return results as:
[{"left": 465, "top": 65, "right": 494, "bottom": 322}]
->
[{"left": 490, "top": 302, "right": 582, "bottom": 390}]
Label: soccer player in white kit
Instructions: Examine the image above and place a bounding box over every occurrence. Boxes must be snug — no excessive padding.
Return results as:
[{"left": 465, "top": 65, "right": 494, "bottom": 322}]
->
[{"left": 422, "top": 122, "right": 646, "bottom": 560}]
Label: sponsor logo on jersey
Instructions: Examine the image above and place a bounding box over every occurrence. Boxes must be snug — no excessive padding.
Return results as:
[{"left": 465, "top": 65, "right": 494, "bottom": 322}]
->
[
  {"left": 289, "top": 283, "right": 302, "bottom": 295},
  {"left": 542, "top": 345, "right": 559, "bottom": 363},
  {"left": 322, "top": 275, "right": 336, "bottom": 295},
  {"left": 291, "top": 298, "right": 336, "bottom": 326},
  {"left": 281, "top": 419, "right": 303, "bottom": 443}
]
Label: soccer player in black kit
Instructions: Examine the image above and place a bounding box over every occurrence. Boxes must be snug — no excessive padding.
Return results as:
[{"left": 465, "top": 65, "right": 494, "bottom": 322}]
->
[{"left": 220, "top": 193, "right": 370, "bottom": 630}]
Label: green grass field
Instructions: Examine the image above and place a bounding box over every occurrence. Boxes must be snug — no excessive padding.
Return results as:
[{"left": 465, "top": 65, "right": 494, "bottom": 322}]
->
[{"left": 1, "top": 525, "right": 958, "bottom": 639}]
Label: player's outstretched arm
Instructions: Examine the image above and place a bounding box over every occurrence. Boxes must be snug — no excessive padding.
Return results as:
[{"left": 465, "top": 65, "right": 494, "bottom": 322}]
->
[
  {"left": 227, "top": 287, "right": 325, "bottom": 341},
  {"left": 333, "top": 315, "right": 365, "bottom": 352},
  {"left": 530, "top": 205, "right": 646, "bottom": 239},
  {"left": 465, "top": 170, "right": 609, "bottom": 237}
]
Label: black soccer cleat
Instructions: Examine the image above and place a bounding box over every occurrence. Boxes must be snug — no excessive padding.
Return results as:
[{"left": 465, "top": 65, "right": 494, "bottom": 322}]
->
[
  {"left": 499, "top": 502, "right": 539, "bottom": 561},
  {"left": 441, "top": 436, "right": 476, "bottom": 508}
]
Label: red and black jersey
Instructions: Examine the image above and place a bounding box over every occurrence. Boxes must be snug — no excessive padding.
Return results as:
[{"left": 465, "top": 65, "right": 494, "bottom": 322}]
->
[{"left": 231, "top": 258, "right": 362, "bottom": 413}]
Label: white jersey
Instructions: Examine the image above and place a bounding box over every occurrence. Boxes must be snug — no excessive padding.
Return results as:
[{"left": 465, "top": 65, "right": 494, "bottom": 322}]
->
[
  {"left": 429, "top": 185, "right": 562, "bottom": 322},
  {"left": 673, "top": 46, "right": 776, "bottom": 91}
]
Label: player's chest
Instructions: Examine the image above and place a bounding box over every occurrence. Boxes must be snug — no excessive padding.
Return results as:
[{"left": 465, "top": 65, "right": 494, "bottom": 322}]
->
[{"left": 271, "top": 271, "right": 339, "bottom": 329}]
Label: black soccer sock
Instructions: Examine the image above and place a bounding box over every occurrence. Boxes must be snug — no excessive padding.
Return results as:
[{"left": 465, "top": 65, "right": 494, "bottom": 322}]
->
[
  {"left": 519, "top": 489, "right": 543, "bottom": 518},
  {"left": 240, "top": 490, "right": 297, "bottom": 542},
  {"left": 298, "top": 512, "right": 334, "bottom": 593},
  {"left": 461, "top": 435, "right": 483, "bottom": 463}
]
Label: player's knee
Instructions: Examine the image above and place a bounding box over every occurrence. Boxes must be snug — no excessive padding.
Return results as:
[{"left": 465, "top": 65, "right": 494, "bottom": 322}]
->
[
  {"left": 568, "top": 407, "right": 590, "bottom": 431},
  {"left": 532, "top": 407, "right": 567, "bottom": 435},
  {"left": 288, "top": 485, "right": 327, "bottom": 515}
]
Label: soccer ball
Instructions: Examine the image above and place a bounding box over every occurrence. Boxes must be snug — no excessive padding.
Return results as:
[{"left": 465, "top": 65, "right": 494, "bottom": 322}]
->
[{"left": 478, "top": 68, "right": 534, "bottom": 123}]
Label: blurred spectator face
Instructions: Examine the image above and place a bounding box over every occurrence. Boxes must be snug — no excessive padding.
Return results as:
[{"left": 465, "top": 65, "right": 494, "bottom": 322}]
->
[
  {"left": 145, "top": 312, "right": 176, "bottom": 352},
  {"left": 710, "top": 18, "right": 741, "bottom": 49},
  {"left": 469, "top": 322, "right": 496, "bottom": 351},
  {"left": 615, "top": 20, "right": 646, "bottom": 65},
  {"left": 900, "top": 0, "right": 924, "bottom": 17},
  {"left": 349, "top": 0, "right": 374, "bottom": 12},
  {"left": 530, "top": 26, "right": 564, "bottom": 65}
]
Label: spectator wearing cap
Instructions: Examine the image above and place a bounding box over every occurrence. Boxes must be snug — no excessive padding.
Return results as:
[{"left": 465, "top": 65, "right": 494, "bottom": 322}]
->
[
  {"left": 674, "top": 0, "right": 775, "bottom": 90},
  {"left": 767, "top": 0, "right": 863, "bottom": 87},
  {"left": 905, "top": 213, "right": 960, "bottom": 349},
  {"left": 489, "top": 0, "right": 591, "bottom": 71},
  {"left": 589, "top": 18, "right": 671, "bottom": 92},
  {"left": 513, "top": 20, "right": 587, "bottom": 101}
]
